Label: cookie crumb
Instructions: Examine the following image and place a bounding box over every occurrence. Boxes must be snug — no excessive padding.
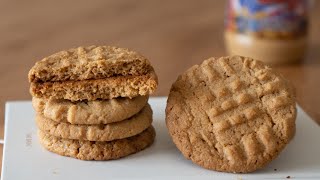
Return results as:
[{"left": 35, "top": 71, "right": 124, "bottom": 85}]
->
[{"left": 286, "top": 176, "right": 291, "bottom": 179}]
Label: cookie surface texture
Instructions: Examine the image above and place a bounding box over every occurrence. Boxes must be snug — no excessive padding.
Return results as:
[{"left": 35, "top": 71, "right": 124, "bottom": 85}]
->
[
  {"left": 32, "top": 96, "right": 148, "bottom": 124},
  {"left": 30, "top": 69, "right": 157, "bottom": 101},
  {"left": 166, "top": 56, "right": 296, "bottom": 173},
  {"left": 38, "top": 126, "right": 155, "bottom": 160},
  {"left": 36, "top": 104, "right": 153, "bottom": 141},
  {"left": 28, "top": 46, "right": 152, "bottom": 83}
]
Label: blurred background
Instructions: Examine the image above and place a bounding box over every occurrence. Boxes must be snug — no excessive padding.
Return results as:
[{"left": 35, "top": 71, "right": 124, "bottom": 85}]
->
[{"left": 0, "top": 0, "right": 319, "bottom": 173}]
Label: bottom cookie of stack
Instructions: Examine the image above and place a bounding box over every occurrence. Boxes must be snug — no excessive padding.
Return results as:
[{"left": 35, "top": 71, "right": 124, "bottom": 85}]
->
[{"left": 38, "top": 126, "right": 155, "bottom": 160}]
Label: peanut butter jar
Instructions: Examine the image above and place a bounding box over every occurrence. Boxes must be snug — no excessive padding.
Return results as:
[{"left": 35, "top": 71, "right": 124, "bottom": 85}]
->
[{"left": 224, "top": 0, "right": 309, "bottom": 66}]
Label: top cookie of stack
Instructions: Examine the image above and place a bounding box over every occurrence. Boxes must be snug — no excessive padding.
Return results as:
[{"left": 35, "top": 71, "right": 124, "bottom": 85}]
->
[{"left": 29, "top": 46, "right": 158, "bottom": 101}]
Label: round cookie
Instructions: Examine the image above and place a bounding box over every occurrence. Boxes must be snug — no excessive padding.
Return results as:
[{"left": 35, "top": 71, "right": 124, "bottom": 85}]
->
[
  {"left": 36, "top": 104, "right": 152, "bottom": 141},
  {"left": 32, "top": 96, "right": 148, "bottom": 125},
  {"left": 28, "top": 46, "right": 152, "bottom": 83},
  {"left": 38, "top": 126, "right": 155, "bottom": 160},
  {"left": 166, "top": 56, "right": 296, "bottom": 173}
]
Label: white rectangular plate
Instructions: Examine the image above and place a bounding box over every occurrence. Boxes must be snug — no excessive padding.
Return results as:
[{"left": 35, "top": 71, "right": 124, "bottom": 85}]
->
[{"left": 2, "top": 97, "right": 320, "bottom": 180}]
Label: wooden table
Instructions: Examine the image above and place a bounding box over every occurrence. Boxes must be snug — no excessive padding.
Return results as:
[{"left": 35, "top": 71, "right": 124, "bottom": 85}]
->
[{"left": 0, "top": 0, "right": 319, "bottom": 174}]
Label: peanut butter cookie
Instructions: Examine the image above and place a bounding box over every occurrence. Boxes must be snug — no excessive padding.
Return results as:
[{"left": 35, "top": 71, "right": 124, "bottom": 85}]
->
[
  {"left": 38, "top": 126, "right": 155, "bottom": 160},
  {"left": 29, "top": 46, "right": 158, "bottom": 101},
  {"left": 36, "top": 104, "right": 152, "bottom": 141},
  {"left": 30, "top": 69, "right": 157, "bottom": 101},
  {"left": 29, "top": 46, "right": 151, "bottom": 83},
  {"left": 166, "top": 56, "right": 296, "bottom": 173},
  {"left": 32, "top": 96, "right": 148, "bottom": 125}
]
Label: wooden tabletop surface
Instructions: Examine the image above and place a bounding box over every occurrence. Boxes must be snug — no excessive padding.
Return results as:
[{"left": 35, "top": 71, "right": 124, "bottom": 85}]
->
[{"left": 0, "top": 0, "right": 319, "bottom": 174}]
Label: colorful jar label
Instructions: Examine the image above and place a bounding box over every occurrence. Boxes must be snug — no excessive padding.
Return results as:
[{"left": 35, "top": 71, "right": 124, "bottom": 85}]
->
[{"left": 225, "top": 0, "right": 308, "bottom": 39}]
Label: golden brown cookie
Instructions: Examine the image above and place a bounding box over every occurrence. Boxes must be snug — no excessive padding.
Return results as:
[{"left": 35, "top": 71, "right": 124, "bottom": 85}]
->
[
  {"left": 36, "top": 104, "right": 152, "bottom": 141},
  {"left": 38, "top": 126, "right": 155, "bottom": 160},
  {"left": 166, "top": 56, "right": 296, "bottom": 173},
  {"left": 28, "top": 46, "right": 152, "bottom": 83},
  {"left": 32, "top": 96, "right": 148, "bottom": 125},
  {"left": 30, "top": 69, "right": 157, "bottom": 101}
]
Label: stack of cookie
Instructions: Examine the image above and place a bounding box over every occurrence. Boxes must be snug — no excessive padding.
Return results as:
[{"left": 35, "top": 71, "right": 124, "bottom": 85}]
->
[{"left": 28, "top": 46, "right": 158, "bottom": 160}]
